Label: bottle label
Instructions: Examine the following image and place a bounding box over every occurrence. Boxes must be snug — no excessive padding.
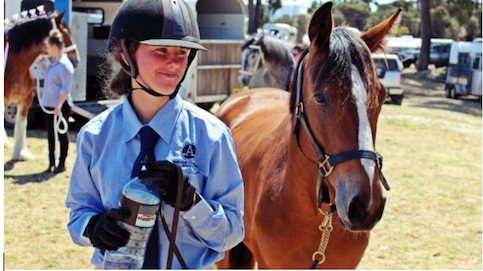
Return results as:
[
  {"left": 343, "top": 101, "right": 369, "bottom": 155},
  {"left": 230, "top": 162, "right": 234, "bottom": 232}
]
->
[
  {"left": 120, "top": 195, "right": 159, "bottom": 228},
  {"left": 136, "top": 204, "right": 158, "bottom": 227}
]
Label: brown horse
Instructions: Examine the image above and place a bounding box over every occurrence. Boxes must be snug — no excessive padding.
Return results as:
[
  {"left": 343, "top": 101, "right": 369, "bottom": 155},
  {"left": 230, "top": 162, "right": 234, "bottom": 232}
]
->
[
  {"left": 4, "top": 11, "right": 78, "bottom": 160},
  {"left": 216, "top": 2, "right": 400, "bottom": 269}
]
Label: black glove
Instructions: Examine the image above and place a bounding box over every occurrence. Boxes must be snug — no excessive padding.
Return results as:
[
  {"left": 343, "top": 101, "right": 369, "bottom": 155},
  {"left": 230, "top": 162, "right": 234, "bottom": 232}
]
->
[
  {"left": 139, "top": 160, "right": 196, "bottom": 211},
  {"left": 83, "top": 208, "right": 131, "bottom": 251}
]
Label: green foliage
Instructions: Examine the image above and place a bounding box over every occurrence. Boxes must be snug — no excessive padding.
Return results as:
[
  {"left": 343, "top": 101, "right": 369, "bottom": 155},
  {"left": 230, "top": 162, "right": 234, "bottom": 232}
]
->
[
  {"left": 466, "top": 15, "right": 481, "bottom": 41},
  {"left": 396, "top": 26, "right": 410, "bottom": 37},
  {"left": 335, "top": 2, "right": 371, "bottom": 30},
  {"left": 431, "top": 5, "right": 452, "bottom": 38},
  {"left": 333, "top": 9, "right": 346, "bottom": 26}
]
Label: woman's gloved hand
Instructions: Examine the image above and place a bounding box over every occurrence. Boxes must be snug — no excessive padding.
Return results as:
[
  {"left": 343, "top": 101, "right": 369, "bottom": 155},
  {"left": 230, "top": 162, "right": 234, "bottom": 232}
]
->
[
  {"left": 83, "top": 208, "right": 131, "bottom": 251},
  {"left": 139, "top": 160, "right": 196, "bottom": 211}
]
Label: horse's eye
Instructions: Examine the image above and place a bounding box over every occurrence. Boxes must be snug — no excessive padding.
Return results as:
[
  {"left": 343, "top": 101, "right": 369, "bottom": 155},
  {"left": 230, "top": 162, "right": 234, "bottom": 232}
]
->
[{"left": 314, "top": 92, "right": 327, "bottom": 104}]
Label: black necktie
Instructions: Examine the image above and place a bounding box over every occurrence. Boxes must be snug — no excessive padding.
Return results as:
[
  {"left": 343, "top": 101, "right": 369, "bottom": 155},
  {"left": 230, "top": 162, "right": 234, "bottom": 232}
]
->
[
  {"left": 131, "top": 126, "right": 161, "bottom": 269},
  {"left": 131, "top": 126, "right": 159, "bottom": 179}
]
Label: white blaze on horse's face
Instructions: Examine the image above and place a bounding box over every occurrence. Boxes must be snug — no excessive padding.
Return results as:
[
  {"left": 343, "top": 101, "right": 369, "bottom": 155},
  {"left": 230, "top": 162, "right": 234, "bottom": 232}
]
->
[{"left": 350, "top": 65, "right": 376, "bottom": 203}]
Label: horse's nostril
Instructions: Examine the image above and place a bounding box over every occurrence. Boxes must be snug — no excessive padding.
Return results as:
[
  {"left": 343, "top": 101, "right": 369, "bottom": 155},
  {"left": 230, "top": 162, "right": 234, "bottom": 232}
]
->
[
  {"left": 348, "top": 196, "right": 367, "bottom": 225},
  {"left": 376, "top": 198, "right": 386, "bottom": 222}
]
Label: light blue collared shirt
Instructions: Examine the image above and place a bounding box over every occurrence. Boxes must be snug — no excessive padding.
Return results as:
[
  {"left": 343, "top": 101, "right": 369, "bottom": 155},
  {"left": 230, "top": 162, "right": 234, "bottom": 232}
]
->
[
  {"left": 65, "top": 94, "right": 245, "bottom": 269},
  {"left": 41, "top": 54, "right": 74, "bottom": 107}
]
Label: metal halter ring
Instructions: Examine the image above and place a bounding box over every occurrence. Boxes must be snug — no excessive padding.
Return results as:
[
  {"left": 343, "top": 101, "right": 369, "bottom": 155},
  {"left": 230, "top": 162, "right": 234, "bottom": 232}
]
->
[{"left": 312, "top": 251, "right": 325, "bottom": 264}]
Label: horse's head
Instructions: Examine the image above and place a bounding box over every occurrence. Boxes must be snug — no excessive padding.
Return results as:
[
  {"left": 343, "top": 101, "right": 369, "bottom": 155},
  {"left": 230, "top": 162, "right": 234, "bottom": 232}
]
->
[
  {"left": 239, "top": 34, "right": 264, "bottom": 86},
  {"left": 290, "top": 2, "right": 400, "bottom": 231},
  {"left": 52, "top": 10, "right": 80, "bottom": 68}
]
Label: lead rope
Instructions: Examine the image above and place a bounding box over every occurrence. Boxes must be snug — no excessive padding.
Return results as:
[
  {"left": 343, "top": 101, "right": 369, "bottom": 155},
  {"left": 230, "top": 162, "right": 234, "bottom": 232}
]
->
[
  {"left": 33, "top": 57, "right": 68, "bottom": 165},
  {"left": 310, "top": 205, "right": 336, "bottom": 269},
  {"left": 158, "top": 171, "right": 188, "bottom": 269}
]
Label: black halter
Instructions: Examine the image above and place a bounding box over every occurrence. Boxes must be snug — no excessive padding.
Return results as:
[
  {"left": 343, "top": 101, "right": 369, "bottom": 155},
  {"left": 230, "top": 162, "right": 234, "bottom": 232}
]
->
[{"left": 292, "top": 50, "right": 390, "bottom": 211}]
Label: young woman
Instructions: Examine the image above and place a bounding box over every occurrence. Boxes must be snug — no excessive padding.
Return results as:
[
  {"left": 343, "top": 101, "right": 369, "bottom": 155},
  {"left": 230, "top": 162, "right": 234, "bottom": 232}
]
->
[
  {"left": 41, "top": 29, "right": 74, "bottom": 173},
  {"left": 65, "top": 0, "right": 245, "bottom": 269}
]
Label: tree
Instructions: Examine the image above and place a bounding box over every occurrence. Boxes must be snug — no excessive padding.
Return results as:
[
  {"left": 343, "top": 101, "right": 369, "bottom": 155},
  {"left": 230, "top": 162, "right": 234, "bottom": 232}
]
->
[
  {"left": 431, "top": 5, "right": 451, "bottom": 38},
  {"left": 248, "top": 0, "right": 256, "bottom": 34},
  {"left": 335, "top": 2, "right": 371, "bottom": 30},
  {"left": 417, "top": 0, "right": 431, "bottom": 71}
]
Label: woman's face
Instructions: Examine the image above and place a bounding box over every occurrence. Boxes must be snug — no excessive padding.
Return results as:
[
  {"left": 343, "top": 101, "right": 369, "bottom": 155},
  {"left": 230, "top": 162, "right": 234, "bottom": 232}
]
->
[
  {"left": 133, "top": 44, "right": 190, "bottom": 95},
  {"left": 46, "top": 41, "right": 61, "bottom": 57}
]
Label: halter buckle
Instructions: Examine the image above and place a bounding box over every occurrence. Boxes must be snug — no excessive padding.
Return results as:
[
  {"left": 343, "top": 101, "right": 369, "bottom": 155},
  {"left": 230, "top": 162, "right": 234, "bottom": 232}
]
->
[
  {"left": 376, "top": 152, "right": 383, "bottom": 169},
  {"left": 295, "top": 102, "right": 304, "bottom": 115},
  {"left": 319, "top": 155, "right": 333, "bottom": 177}
]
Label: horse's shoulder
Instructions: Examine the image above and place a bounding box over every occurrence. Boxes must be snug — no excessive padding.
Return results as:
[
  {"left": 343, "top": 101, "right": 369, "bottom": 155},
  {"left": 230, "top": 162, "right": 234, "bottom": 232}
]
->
[{"left": 182, "top": 100, "right": 231, "bottom": 140}]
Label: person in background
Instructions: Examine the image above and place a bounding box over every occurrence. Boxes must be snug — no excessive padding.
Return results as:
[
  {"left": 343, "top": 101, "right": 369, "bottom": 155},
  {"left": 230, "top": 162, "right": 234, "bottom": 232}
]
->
[
  {"left": 41, "top": 29, "right": 74, "bottom": 174},
  {"left": 65, "top": 0, "right": 245, "bottom": 269},
  {"left": 292, "top": 43, "right": 308, "bottom": 64}
]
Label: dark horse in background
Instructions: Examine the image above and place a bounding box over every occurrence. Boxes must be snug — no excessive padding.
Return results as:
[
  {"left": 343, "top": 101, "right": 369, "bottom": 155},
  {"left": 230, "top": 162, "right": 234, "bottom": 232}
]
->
[
  {"left": 238, "top": 34, "right": 295, "bottom": 90},
  {"left": 4, "top": 11, "right": 79, "bottom": 160},
  {"left": 217, "top": 2, "right": 400, "bottom": 269}
]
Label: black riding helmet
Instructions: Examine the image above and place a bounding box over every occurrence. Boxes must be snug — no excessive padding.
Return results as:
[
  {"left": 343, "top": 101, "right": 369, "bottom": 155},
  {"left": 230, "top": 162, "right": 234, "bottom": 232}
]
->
[{"left": 108, "top": 0, "right": 208, "bottom": 99}]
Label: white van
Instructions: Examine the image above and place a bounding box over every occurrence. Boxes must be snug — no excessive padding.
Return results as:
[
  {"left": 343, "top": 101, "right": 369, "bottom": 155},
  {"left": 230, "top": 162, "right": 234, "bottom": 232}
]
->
[{"left": 372, "top": 54, "right": 405, "bottom": 105}]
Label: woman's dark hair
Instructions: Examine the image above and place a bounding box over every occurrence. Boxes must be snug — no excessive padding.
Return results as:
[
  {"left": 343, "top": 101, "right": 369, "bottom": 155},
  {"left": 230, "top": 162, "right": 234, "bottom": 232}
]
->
[
  {"left": 101, "top": 40, "right": 139, "bottom": 97},
  {"left": 47, "top": 29, "right": 64, "bottom": 49}
]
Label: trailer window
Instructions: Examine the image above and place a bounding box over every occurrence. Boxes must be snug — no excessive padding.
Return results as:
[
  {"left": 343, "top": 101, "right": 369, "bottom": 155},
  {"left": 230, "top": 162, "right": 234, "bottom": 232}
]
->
[
  {"left": 473, "top": 57, "right": 481, "bottom": 70},
  {"left": 73, "top": 8, "right": 104, "bottom": 25}
]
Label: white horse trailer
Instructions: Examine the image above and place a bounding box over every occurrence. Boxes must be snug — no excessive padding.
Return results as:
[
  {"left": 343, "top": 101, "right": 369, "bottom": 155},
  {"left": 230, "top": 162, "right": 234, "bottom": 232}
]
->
[
  {"left": 262, "top": 23, "right": 297, "bottom": 45},
  {"left": 445, "top": 39, "right": 482, "bottom": 100}
]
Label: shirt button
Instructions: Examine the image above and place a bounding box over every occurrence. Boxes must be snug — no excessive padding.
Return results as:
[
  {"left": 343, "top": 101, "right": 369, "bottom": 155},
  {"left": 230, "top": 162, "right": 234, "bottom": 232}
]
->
[{"left": 191, "top": 215, "right": 197, "bottom": 220}]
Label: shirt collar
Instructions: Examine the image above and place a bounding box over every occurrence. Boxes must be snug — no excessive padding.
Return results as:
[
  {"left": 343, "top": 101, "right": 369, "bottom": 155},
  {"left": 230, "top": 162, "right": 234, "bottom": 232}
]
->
[{"left": 122, "top": 93, "right": 184, "bottom": 144}]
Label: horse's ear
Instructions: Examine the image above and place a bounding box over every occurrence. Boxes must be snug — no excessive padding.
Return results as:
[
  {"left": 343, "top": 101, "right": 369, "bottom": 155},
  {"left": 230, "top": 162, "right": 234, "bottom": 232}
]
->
[
  {"left": 308, "top": 2, "right": 333, "bottom": 49},
  {"left": 361, "top": 8, "right": 401, "bottom": 53},
  {"left": 54, "top": 10, "right": 65, "bottom": 24}
]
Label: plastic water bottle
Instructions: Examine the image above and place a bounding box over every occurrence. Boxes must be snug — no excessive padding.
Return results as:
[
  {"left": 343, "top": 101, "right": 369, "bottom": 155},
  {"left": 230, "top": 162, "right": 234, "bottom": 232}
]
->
[{"left": 102, "top": 177, "right": 161, "bottom": 269}]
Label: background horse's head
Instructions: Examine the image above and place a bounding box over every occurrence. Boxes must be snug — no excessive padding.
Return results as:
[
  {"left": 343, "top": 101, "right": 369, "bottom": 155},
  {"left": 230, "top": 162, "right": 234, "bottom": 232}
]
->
[
  {"left": 239, "top": 34, "right": 295, "bottom": 89},
  {"left": 290, "top": 2, "right": 400, "bottom": 231},
  {"left": 5, "top": 11, "right": 66, "bottom": 57},
  {"left": 55, "top": 11, "right": 80, "bottom": 68}
]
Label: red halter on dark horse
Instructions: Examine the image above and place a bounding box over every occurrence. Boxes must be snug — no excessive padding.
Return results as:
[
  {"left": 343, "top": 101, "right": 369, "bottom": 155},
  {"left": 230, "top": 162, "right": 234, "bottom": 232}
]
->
[
  {"left": 4, "top": 10, "right": 78, "bottom": 161},
  {"left": 216, "top": 2, "right": 401, "bottom": 269}
]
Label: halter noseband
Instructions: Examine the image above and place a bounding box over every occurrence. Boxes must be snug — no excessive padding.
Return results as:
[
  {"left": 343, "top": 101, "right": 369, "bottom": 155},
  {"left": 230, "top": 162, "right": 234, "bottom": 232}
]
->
[
  {"left": 293, "top": 50, "right": 390, "bottom": 211},
  {"left": 239, "top": 44, "right": 264, "bottom": 77}
]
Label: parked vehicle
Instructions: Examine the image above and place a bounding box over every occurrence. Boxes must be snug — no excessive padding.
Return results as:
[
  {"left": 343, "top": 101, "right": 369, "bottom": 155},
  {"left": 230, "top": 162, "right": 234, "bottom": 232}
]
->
[
  {"left": 445, "top": 38, "right": 482, "bottom": 100},
  {"left": 386, "top": 36, "right": 453, "bottom": 68},
  {"left": 262, "top": 23, "right": 297, "bottom": 45},
  {"left": 372, "top": 53, "right": 405, "bottom": 105}
]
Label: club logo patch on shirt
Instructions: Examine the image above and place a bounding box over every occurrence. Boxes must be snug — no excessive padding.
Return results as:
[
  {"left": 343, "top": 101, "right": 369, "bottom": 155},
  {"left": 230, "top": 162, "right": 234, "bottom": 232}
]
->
[{"left": 181, "top": 144, "right": 196, "bottom": 160}]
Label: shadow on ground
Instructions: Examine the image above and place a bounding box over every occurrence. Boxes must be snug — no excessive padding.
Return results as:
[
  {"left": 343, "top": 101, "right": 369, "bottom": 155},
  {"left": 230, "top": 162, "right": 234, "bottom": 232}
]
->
[{"left": 4, "top": 161, "right": 57, "bottom": 185}]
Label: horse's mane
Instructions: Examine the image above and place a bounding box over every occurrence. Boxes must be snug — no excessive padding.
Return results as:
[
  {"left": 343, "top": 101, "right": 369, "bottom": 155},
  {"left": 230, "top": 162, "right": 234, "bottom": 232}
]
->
[
  {"left": 259, "top": 36, "right": 295, "bottom": 68},
  {"left": 289, "top": 28, "right": 378, "bottom": 113},
  {"left": 5, "top": 16, "right": 52, "bottom": 54},
  {"left": 241, "top": 35, "right": 294, "bottom": 68}
]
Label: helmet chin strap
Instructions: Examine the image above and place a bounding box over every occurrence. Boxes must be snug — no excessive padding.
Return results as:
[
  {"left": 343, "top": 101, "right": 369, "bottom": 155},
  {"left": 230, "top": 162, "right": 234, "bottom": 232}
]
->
[{"left": 129, "top": 78, "right": 168, "bottom": 98}]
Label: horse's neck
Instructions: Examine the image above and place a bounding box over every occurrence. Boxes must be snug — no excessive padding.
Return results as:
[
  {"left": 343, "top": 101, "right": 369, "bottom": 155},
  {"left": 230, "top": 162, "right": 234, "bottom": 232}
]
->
[
  {"left": 281, "top": 132, "right": 322, "bottom": 215},
  {"left": 6, "top": 48, "right": 42, "bottom": 74},
  {"left": 264, "top": 59, "right": 293, "bottom": 89}
]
